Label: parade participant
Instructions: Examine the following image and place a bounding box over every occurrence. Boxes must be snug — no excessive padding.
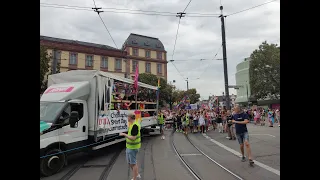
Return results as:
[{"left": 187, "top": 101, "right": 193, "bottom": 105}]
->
[
  {"left": 158, "top": 111, "right": 165, "bottom": 139},
  {"left": 230, "top": 105, "right": 254, "bottom": 165},
  {"left": 226, "top": 110, "right": 236, "bottom": 140},
  {"left": 119, "top": 114, "right": 141, "bottom": 180},
  {"left": 199, "top": 111, "right": 205, "bottom": 133}
]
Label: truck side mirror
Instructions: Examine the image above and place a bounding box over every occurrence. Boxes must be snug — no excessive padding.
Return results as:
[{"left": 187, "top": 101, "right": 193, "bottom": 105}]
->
[{"left": 69, "top": 111, "right": 79, "bottom": 128}]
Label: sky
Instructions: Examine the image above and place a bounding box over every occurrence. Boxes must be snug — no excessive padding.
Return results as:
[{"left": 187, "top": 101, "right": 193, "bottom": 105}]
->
[{"left": 40, "top": 0, "right": 280, "bottom": 100}]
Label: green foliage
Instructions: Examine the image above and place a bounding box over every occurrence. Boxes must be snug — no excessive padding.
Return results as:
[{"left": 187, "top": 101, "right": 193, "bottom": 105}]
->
[
  {"left": 138, "top": 73, "right": 172, "bottom": 107},
  {"left": 40, "top": 47, "right": 61, "bottom": 93},
  {"left": 40, "top": 46, "right": 50, "bottom": 93},
  {"left": 249, "top": 41, "right": 280, "bottom": 100},
  {"left": 173, "top": 88, "right": 200, "bottom": 104},
  {"left": 138, "top": 73, "right": 201, "bottom": 108}
]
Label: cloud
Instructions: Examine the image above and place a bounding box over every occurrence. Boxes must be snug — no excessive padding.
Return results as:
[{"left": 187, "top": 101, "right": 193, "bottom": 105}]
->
[{"left": 40, "top": 0, "right": 280, "bottom": 99}]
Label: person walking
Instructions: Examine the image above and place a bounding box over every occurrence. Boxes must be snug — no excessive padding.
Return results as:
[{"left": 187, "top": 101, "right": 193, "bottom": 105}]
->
[
  {"left": 119, "top": 114, "right": 141, "bottom": 180},
  {"left": 158, "top": 111, "right": 165, "bottom": 139},
  {"left": 226, "top": 110, "right": 236, "bottom": 140},
  {"left": 230, "top": 105, "right": 254, "bottom": 165}
]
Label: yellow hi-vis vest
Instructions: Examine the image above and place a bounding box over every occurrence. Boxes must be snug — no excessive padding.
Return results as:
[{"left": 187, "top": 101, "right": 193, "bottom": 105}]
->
[
  {"left": 185, "top": 115, "right": 189, "bottom": 124},
  {"left": 158, "top": 114, "right": 164, "bottom": 125},
  {"left": 126, "top": 121, "right": 141, "bottom": 149}
]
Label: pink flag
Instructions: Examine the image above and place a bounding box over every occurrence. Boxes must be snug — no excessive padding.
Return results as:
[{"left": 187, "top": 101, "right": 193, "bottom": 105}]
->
[{"left": 134, "top": 63, "right": 139, "bottom": 92}]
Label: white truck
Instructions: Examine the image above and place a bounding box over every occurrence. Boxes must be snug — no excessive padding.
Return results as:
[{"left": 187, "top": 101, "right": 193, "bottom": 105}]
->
[{"left": 40, "top": 70, "right": 159, "bottom": 176}]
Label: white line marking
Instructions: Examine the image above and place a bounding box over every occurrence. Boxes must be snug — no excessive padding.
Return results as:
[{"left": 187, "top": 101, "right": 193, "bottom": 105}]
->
[
  {"left": 250, "top": 134, "right": 276, "bottom": 137},
  {"left": 188, "top": 136, "right": 244, "bottom": 180},
  {"left": 203, "top": 134, "right": 280, "bottom": 176},
  {"left": 172, "top": 140, "right": 201, "bottom": 180},
  {"left": 180, "top": 153, "right": 202, "bottom": 156}
]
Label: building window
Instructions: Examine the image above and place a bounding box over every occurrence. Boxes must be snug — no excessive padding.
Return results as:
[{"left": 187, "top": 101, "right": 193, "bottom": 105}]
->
[
  {"left": 133, "top": 48, "right": 139, "bottom": 56},
  {"left": 157, "top": 64, "right": 162, "bottom": 74},
  {"left": 86, "top": 55, "right": 93, "bottom": 67},
  {"left": 115, "top": 59, "right": 122, "bottom": 70},
  {"left": 69, "top": 53, "right": 77, "bottom": 65},
  {"left": 132, "top": 60, "right": 138, "bottom": 72},
  {"left": 101, "top": 56, "right": 108, "bottom": 68},
  {"left": 157, "top": 52, "right": 162, "bottom": 60},
  {"left": 145, "top": 50, "right": 150, "bottom": 58},
  {"left": 145, "top": 62, "right": 151, "bottom": 73}
]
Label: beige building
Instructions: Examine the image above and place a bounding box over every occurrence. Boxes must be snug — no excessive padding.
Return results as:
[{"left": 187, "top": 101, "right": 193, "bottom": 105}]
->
[
  {"left": 122, "top": 33, "right": 167, "bottom": 80},
  {"left": 40, "top": 33, "right": 167, "bottom": 79}
]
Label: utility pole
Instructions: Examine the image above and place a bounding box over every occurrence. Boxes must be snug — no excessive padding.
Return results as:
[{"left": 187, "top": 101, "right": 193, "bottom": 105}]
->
[
  {"left": 220, "top": 5, "right": 231, "bottom": 110},
  {"left": 52, "top": 49, "right": 57, "bottom": 74},
  {"left": 186, "top": 78, "right": 189, "bottom": 90}
]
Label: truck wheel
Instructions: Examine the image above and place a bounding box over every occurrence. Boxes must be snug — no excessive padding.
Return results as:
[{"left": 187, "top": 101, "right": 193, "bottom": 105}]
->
[{"left": 40, "top": 148, "right": 66, "bottom": 177}]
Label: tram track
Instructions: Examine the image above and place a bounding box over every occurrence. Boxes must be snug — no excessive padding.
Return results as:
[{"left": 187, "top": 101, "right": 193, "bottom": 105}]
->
[
  {"left": 59, "top": 146, "right": 123, "bottom": 180},
  {"left": 171, "top": 131, "right": 244, "bottom": 180},
  {"left": 45, "top": 134, "right": 155, "bottom": 180}
]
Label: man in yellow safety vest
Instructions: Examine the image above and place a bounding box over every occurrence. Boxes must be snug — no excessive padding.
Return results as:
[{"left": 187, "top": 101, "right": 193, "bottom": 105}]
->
[
  {"left": 158, "top": 111, "right": 165, "bottom": 140},
  {"left": 119, "top": 113, "right": 141, "bottom": 180}
]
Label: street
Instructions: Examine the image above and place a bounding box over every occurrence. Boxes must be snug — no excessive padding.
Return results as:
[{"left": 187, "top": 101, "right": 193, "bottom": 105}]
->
[{"left": 41, "top": 124, "right": 280, "bottom": 180}]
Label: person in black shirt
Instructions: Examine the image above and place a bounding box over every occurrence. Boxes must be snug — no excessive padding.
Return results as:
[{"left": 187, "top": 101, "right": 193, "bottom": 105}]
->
[
  {"left": 176, "top": 113, "right": 182, "bottom": 132},
  {"left": 230, "top": 105, "right": 254, "bottom": 165},
  {"left": 226, "top": 110, "right": 235, "bottom": 140},
  {"left": 216, "top": 113, "right": 223, "bottom": 133}
]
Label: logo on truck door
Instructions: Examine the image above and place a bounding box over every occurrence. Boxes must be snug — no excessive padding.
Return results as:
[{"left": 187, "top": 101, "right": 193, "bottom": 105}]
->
[{"left": 44, "top": 87, "right": 74, "bottom": 94}]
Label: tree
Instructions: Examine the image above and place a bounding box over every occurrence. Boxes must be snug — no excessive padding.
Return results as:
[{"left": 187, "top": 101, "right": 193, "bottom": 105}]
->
[
  {"left": 40, "top": 45, "right": 51, "bottom": 93},
  {"left": 249, "top": 41, "right": 280, "bottom": 100},
  {"left": 138, "top": 73, "right": 173, "bottom": 107},
  {"left": 185, "top": 88, "right": 201, "bottom": 104},
  {"left": 172, "top": 88, "right": 200, "bottom": 105}
]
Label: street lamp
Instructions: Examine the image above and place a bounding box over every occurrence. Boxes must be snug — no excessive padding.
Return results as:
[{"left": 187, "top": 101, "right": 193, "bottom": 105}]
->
[{"left": 185, "top": 77, "right": 200, "bottom": 91}]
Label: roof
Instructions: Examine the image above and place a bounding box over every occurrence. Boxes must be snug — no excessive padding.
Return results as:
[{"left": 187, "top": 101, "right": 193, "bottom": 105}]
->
[
  {"left": 40, "top": 35, "right": 119, "bottom": 51},
  {"left": 123, "top": 33, "right": 165, "bottom": 51}
]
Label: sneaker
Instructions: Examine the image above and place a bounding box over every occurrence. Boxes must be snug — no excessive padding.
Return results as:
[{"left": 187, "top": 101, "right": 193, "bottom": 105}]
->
[
  {"left": 241, "top": 156, "right": 246, "bottom": 162},
  {"left": 226, "top": 136, "right": 230, "bottom": 139},
  {"left": 163, "top": 136, "right": 165, "bottom": 140},
  {"left": 131, "top": 174, "right": 141, "bottom": 180}
]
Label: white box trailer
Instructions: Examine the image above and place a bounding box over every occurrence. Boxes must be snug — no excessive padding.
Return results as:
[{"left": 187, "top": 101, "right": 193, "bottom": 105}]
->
[{"left": 40, "top": 70, "right": 159, "bottom": 176}]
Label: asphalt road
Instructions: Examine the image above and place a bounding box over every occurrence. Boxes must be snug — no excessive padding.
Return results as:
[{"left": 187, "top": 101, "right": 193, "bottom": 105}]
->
[
  {"left": 41, "top": 124, "right": 280, "bottom": 180},
  {"left": 195, "top": 123, "right": 280, "bottom": 180}
]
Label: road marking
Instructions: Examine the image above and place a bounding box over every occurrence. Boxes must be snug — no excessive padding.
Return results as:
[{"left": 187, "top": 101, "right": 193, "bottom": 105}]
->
[
  {"left": 202, "top": 134, "right": 280, "bottom": 176},
  {"left": 180, "top": 153, "right": 202, "bottom": 156},
  {"left": 250, "top": 134, "right": 276, "bottom": 137}
]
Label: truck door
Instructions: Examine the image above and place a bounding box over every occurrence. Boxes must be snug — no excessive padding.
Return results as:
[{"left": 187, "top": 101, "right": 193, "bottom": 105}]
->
[{"left": 58, "top": 102, "right": 88, "bottom": 143}]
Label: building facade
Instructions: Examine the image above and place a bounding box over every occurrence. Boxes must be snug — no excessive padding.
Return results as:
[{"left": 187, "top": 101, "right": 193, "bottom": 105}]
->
[
  {"left": 234, "top": 57, "right": 279, "bottom": 108},
  {"left": 235, "top": 58, "right": 252, "bottom": 104},
  {"left": 40, "top": 33, "right": 167, "bottom": 79},
  {"left": 122, "top": 33, "right": 167, "bottom": 80}
]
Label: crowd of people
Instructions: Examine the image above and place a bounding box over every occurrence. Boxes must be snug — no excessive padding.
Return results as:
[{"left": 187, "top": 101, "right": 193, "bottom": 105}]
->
[{"left": 157, "top": 106, "right": 280, "bottom": 140}]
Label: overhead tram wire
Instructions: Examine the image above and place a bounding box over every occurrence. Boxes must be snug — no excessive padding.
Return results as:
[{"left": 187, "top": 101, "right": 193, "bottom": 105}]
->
[
  {"left": 40, "top": 2, "right": 220, "bottom": 16},
  {"left": 92, "top": 0, "right": 118, "bottom": 49},
  {"left": 169, "top": 0, "right": 194, "bottom": 79},
  {"left": 198, "top": 44, "right": 223, "bottom": 78},
  {"left": 40, "top": 4, "right": 219, "bottom": 18},
  {"left": 226, "top": 0, "right": 278, "bottom": 17}
]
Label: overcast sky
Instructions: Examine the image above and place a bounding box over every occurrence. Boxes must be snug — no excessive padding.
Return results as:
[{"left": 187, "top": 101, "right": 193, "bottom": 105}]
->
[{"left": 40, "top": 0, "right": 280, "bottom": 100}]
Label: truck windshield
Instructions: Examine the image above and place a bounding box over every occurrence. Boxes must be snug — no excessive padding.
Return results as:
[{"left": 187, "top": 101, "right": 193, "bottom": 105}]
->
[{"left": 40, "top": 102, "right": 66, "bottom": 123}]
